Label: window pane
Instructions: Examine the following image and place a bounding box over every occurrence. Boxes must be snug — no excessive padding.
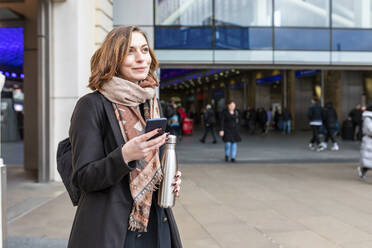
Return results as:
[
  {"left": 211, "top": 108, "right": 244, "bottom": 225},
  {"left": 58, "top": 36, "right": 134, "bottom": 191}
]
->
[
  {"left": 214, "top": 0, "right": 272, "bottom": 26},
  {"left": 333, "top": 29, "right": 372, "bottom": 51},
  {"left": 215, "top": 27, "right": 272, "bottom": 49},
  {"left": 274, "top": 0, "right": 330, "bottom": 27},
  {"left": 275, "top": 28, "right": 330, "bottom": 50},
  {"left": 332, "top": 0, "right": 372, "bottom": 28},
  {"left": 155, "top": 0, "right": 212, "bottom": 26},
  {"left": 155, "top": 27, "right": 212, "bottom": 49}
]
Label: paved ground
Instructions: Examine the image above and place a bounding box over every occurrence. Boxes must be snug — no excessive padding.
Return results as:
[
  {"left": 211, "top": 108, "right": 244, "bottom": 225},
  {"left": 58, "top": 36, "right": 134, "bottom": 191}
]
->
[
  {"left": 2, "top": 130, "right": 361, "bottom": 167},
  {"left": 177, "top": 130, "right": 360, "bottom": 164},
  {"left": 2, "top": 129, "right": 365, "bottom": 247},
  {"left": 7, "top": 162, "right": 372, "bottom": 248}
]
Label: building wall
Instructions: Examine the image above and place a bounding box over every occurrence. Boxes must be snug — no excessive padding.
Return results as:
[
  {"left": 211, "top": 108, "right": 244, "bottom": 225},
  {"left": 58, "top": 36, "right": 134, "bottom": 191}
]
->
[{"left": 49, "top": 0, "right": 113, "bottom": 181}]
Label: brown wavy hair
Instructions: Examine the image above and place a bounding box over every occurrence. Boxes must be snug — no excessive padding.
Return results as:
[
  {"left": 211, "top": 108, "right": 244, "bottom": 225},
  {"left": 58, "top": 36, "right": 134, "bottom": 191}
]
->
[{"left": 88, "top": 26, "right": 159, "bottom": 90}]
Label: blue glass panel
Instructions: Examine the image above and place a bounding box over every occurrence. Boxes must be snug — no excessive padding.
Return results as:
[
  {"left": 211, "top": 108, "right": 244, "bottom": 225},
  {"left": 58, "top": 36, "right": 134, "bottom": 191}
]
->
[
  {"left": 333, "top": 29, "right": 372, "bottom": 51},
  {"left": 275, "top": 28, "right": 329, "bottom": 50},
  {"left": 215, "top": 27, "right": 272, "bottom": 49},
  {"left": 155, "top": 27, "right": 212, "bottom": 49},
  {"left": 0, "top": 27, "right": 24, "bottom": 69}
]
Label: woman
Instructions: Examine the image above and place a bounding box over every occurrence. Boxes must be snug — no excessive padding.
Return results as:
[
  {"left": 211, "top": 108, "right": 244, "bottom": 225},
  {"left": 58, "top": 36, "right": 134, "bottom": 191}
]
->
[
  {"left": 358, "top": 105, "right": 372, "bottom": 180},
  {"left": 68, "top": 26, "right": 182, "bottom": 248},
  {"left": 308, "top": 98, "right": 323, "bottom": 151},
  {"left": 219, "top": 101, "right": 242, "bottom": 162}
]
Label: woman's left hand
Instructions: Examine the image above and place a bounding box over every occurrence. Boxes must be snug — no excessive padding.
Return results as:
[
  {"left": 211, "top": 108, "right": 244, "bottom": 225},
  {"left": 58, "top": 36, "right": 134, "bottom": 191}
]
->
[{"left": 173, "top": 171, "right": 182, "bottom": 198}]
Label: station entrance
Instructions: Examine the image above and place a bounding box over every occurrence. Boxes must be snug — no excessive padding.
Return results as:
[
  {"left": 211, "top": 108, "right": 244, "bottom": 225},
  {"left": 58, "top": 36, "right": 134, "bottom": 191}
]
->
[{"left": 159, "top": 68, "right": 365, "bottom": 132}]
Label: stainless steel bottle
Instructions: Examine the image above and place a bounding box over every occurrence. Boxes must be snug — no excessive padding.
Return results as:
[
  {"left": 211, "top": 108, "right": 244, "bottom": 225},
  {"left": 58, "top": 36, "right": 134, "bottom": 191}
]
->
[{"left": 158, "top": 135, "right": 178, "bottom": 208}]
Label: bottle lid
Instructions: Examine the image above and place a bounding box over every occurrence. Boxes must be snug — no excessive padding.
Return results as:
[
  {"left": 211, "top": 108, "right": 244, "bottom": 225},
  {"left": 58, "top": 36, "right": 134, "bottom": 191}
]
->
[{"left": 167, "top": 135, "right": 177, "bottom": 144}]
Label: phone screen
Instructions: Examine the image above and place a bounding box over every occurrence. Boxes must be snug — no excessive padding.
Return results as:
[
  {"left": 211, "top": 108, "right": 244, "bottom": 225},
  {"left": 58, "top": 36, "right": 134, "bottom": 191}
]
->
[{"left": 145, "top": 118, "right": 167, "bottom": 140}]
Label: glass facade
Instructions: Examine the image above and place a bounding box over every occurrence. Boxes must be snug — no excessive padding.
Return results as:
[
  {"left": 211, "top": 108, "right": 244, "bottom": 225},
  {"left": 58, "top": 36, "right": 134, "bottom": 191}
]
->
[
  {"left": 333, "top": 29, "right": 372, "bottom": 51},
  {"left": 214, "top": 0, "right": 272, "bottom": 26},
  {"left": 154, "top": 0, "right": 372, "bottom": 64},
  {"left": 155, "top": 0, "right": 213, "bottom": 25},
  {"left": 275, "top": 28, "right": 329, "bottom": 50},
  {"left": 332, "top": 0, "right": 372, "bottom": 28},
  {"left": 215, "top": 27, "right": 272, "bottom": 49},
  {"left": 274, "top": 0, "right": 330, "bottom": 27}
]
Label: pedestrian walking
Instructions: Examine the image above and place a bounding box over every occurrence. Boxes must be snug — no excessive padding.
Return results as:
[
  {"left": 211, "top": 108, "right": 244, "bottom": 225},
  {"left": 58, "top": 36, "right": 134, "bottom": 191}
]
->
[
  {"left": 169, "top": 106, "right": 182, "bottom": 139},
  {"left": 200, "top": 104, "right": 217, "bottom": 144},
  {"left": 257, "top": 108, "right": 267, "bottom": 134},
  {"left": 266, "top": 108, "right": 272, "bottom": 133},
  {"left": 320, "top": 102, "right": 339, "bottom": 151},
  {"left": 219, "top": 101, "right": 242, "bottom": 162},
  {"left": 247, "top": 106, "right": 257, "bottom": 134},
  {"left": 308, "top": 98, "right": 324, "bottom": 151},
  {"left": 282, "top": 108, "right": 292, "bottom": 135},
  {"left": 67, "top": 26, "right": 182, "bottom": 248},
  {"left": 358, "top": 105, "right": 372, "bottom": 180},
  {"left": 349, "top": 104, "right": 363, "bottom": 141}
]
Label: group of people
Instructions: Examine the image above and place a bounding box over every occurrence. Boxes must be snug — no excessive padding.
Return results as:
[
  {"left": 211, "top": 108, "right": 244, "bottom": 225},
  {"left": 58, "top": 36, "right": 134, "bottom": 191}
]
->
[
  {"left": 307, "top": 98, "right": 339, "bottom": 152},
  {"left": 163, "top": 100, "right": 188, "bottom": 140},
  {"left": 243, "top": 107, "right": 292, "bottom": 135}
]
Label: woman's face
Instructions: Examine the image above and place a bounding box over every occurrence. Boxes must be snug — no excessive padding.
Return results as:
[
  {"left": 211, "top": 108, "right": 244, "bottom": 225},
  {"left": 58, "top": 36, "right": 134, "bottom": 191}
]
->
[
  {"left": 119, "top": 32, "right": 151, "bottom": 83},
  {"left": 228, "top": 102, "right": 236, "bottom": 111}
]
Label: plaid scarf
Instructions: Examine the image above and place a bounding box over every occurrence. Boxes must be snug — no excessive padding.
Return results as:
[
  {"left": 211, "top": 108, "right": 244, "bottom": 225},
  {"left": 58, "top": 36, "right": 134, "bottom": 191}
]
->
[{"left": 100, "top": 75, "right": 162, "bottom": 232}]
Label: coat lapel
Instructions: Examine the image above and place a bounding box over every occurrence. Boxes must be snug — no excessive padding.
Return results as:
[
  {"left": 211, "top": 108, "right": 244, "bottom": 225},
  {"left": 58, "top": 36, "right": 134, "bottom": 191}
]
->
[{"left": 99, "top": 92, "right": 125, "bottom": 147}]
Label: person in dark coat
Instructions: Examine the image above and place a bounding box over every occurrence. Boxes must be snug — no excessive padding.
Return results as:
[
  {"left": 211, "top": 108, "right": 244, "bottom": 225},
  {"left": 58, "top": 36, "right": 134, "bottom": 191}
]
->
[
  {"left": 257, "top": 108, "right": 268, "bottom": 134},
  {"left": 219, "top": 101, "right": 242, "bottom": 162},
  {"left": 308, "top": 98, "right": 324, "bottom": 151},
  {"left": 68, "top": 26, "right": 182, "bottom": 248},
  {"left": 200, "top": 104, "right": 217, "bottom": 144},
  {"left": 247, "top": 107, "right": 257, "bottom": 134},
  {"left": 348, "top": 104, "right": 363, "bottom": 141},
  {"left": 320, "top": 102, "right": 339, "bottom": 151},
  {"left": 282, "top": 108, "right": 292, "bottom": 135}
]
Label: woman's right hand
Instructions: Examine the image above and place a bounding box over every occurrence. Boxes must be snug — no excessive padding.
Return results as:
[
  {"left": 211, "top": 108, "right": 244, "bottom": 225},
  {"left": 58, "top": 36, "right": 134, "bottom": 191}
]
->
[
  {"left": 122, "top": 129, "right": 167, "bottom": 164},
  {"left": 219, "top": 130, "right": 224, "bottom": 137}
]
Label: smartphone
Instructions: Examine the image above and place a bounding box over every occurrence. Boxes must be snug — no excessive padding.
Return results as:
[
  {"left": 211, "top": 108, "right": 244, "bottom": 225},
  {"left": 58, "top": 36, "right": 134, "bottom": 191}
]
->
[{"left": 145, "top": 118, "right": 167, "bottom": 140}]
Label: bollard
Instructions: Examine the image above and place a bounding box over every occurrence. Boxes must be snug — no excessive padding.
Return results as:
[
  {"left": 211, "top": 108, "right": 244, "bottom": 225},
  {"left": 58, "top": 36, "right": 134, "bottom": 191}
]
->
[{"left": 0, "top": 159, "right": 6, "bottom": 248}]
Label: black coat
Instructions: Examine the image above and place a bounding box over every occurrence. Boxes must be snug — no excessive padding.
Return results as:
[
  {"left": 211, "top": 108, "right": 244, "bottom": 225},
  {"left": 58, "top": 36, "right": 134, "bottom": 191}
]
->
[
  {"left": 204, "top": 109, "right": 216, "bottom": 126},
  {"left": 68, "top": 91, "right": 182, "bottom": 248},
  {"left": 308, "top": 104, "right": 323, "bottom": 122},
  {"left": 220, "top": 109, "right": 242, "bottom": 143},
  {"left": 349, "top": 108, "right": 362, "bottom": 124},
  {"left": 322, "top": 105, "right": 338, "bottom": 128}
]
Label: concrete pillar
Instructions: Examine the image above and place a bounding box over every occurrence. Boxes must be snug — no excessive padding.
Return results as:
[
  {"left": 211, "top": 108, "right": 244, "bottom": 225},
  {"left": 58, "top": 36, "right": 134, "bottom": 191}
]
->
[
  {"left": 340, "top": 71, "right": 364, "bottom": 120},
  {"left": 224, "top": 80, "right": 230, "bottom": 104},
  {"left": 49, "top": 0, "right": 113, "bottom": 181},
  {"left": 287, "top": 70, "right": 295, "bottom": 130},
  {"left": 324, "top": 70, "right": 342, "bottom": 122},
  {"left": 248, "top": 72, "right": 256, "bottom": 108},
  {"left": 283, "top": 70, "right": 287, "bottom": 109}
]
